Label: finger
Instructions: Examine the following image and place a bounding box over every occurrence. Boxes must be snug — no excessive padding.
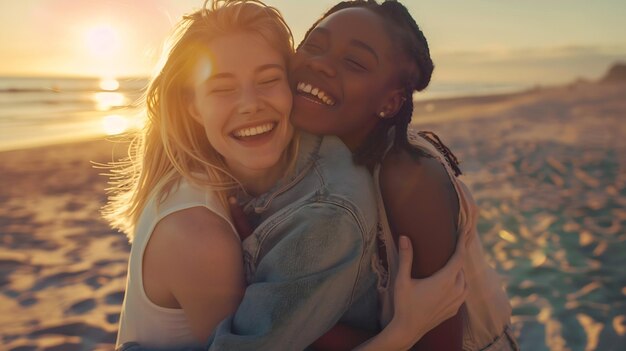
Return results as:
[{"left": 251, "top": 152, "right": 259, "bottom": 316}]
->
[
  {"left": 454, "top": 270, "right": 468, "bottom": 305},
  {"left": 397, "top": 235, "right": 413, "bottom": 281},
  {"left": 228, "top": 197, "right": 253, "bottom": 240},
  {"left": 445, "top": 271, "right": 467, "bottom": 317},
  {"left": 454, "top": 272, "right": 469, "bottom": 311},
  {"left": 454, "top": 269, "right": 465, "bottom": 295},
  {"left": 461, "top": 272, "right": 469, "bottom": 302}
]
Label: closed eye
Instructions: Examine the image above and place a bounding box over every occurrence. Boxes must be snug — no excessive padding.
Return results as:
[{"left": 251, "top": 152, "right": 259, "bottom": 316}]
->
[
  {"left": 303, "top": 42, "right": 323, "bottom": 53},
  {"left": 210, "top": 87, "right": 236, "bottom": 94},
  {"left": 345, "top": 58, "right": 367, "bottom": 71},
  {"left": 259, "top": 77, "right": 281, "bottom": 85}
]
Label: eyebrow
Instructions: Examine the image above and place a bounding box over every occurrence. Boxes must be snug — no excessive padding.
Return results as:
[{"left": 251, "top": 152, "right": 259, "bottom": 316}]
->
[
  {"left": 208, "top": 63, "right": 284, "bottom": 81},
  {"left": 350, "top": 39, "right": 379, "bottom": 64},
  {"left": 309, "top": 27, "right": 379, "bottom": 63}
]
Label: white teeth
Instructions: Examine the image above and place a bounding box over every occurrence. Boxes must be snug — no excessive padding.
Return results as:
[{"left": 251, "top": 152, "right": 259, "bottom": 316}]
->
[
  {"left": 233, "top": 122, "right": 275, "bottom": 138},
  {"left": 296, "top": 82, "right": 335, "bottom": 106}
]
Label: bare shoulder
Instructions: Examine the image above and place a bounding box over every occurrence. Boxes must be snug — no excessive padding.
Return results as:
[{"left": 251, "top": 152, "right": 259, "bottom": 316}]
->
[
  {"left": 154, "top": 206, "right": 237, "bottom": 247},
  {"left": 146, "top": 207, "right": 245, "bottom": 339},
  {"left": 146, "top": 206, "right": 241, "bottom": 282},
  {"left": 379, "top": 147, "right": 460, "bottom": 277},
  {"left": 380, "top": 147, "right": 455, "bottom": 197}
]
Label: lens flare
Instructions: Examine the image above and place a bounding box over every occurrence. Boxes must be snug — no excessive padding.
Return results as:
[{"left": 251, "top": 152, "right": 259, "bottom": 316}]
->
[
  {"left": 102, "top": 115, "right": 129, "bottom": 135},
  {"left": 94, "top": 92, "right": 126, "bottom": 111},
  {"left": 99, "top": 77, "right": 120, "bottom": 91}
]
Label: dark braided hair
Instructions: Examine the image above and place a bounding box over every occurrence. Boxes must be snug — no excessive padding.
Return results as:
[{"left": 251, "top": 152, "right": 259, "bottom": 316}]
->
[{"left": 298, "top": 0, "right": 435, "bottom": 168}]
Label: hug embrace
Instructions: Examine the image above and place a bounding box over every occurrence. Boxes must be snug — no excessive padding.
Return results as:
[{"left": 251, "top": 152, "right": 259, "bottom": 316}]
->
[{"left": 105, "top": 0, "right": 519, "bottom": 350}]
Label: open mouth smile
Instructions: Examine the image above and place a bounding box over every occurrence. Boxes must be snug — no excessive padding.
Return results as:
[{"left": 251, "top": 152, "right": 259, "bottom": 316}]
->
[
  {"left": 231, "top": 122, "right": 277, "bottom": 139},
  {"left": 296, "top": 82, "right": 336, "bottom": 106}
]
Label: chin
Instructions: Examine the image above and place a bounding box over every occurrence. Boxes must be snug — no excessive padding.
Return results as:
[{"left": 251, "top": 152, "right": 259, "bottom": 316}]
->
[
  {"left": 291, "top": 116, "right": 331, "bottom": 136},
  {"left": 244, "top": 154, "right": 284, "bottom": 171}
]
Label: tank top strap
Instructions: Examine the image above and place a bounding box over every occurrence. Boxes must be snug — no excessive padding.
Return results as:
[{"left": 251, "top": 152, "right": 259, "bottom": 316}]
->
[
  {"left": 407, "top": 128, "right": 462, "bottom": 177},
  {"left": 405, "top": 127, "right": 477, "bottom": 230}
]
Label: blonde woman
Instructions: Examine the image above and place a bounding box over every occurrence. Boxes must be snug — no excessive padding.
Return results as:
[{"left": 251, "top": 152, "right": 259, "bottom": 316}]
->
[{"left": 108, "top": 1, "right": 469, "bottom": 350}]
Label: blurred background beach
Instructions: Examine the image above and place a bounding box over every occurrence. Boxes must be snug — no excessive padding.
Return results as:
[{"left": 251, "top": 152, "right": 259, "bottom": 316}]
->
[{"left": 1, "top": 1, "right": 625, "bottom": 350}]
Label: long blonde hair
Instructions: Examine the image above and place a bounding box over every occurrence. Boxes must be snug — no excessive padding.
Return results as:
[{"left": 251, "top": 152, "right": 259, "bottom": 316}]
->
[{"left": 103, "top": 0, "right": 297, "bottom": 239}]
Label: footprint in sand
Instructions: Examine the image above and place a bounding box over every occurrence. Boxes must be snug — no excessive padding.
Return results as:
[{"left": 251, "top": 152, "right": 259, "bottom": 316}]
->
[
  {"left": 65, "top": 298, "right": 96, "bottom": 315},
  {"left": 31, "top": 269, "right": 88, "bottom": 291},
  {"left": 17, "top": 293, "right": 38, "bottom": 307},
  {"left": 8, "top": 345, "right": 38, "bottom": 351},
  {"left": 29, "top": 322, "right": 116, "bottom": 342},
  {"left": 41, "top": 341, "right": 82, "bottom": 351},
  {"left": 64, "top": 200, "right": 86, "bottom": 212},
  {"left": 106, "top": 312, "right": 120, "bottom": 324},
  {"left": 84, "top": 274, "right": 112, "bottom": 290},
  {"left": 105, "top": 290, "right": 125, "bottom": 305}
]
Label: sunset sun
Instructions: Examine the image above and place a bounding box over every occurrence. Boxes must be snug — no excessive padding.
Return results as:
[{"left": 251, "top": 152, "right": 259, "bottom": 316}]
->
[{"left": 84, "top": 24, "right": 121, "bottom": 58}]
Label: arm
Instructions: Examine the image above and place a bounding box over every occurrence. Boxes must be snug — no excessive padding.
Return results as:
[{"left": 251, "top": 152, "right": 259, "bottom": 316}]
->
[
  {"left": 206, "top": 203, "right": 372, "bottom": 351},
  {"left": 379, "top": 150, "right": 464, "bottom": 350},
  {"left": 121, "top": 229, "right": 470, "bottom": 351},
  {"left": 143, "top": 207, "right": 245, "bottom": 343},
  {"left": 314, "top": 234, "right": 469, "bottom": 351},
  {"left": 355, "top": 235, "right": 468, "bottom": 350}
]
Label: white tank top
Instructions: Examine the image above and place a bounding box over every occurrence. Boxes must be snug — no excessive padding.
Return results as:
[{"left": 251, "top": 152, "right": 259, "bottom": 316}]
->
[{"left": 116, "top": 178, "right": 237, "bottom": 349}]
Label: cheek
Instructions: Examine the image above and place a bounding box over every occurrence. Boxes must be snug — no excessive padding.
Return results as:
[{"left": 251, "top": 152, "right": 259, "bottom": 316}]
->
[
  {"left": 267, "top": 84, "right": 293, "bottom": 117},
  {"left": 201, "top": 118, "right": 224, "bottom": 146},
  {"left": 197, "top": 103, "right": 231, "bottom": 136},
  {"left": 343, "top": 80, "right": 384, "bottom": 117}
]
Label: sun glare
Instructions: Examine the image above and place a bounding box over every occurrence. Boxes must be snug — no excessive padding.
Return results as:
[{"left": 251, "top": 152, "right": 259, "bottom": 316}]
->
[
  {"left": 94, "top": 92, "right": 126, "bottom": 111},
  {"left": 99, "top": 77, "right": 120, "bottom": 91},
  {"left": 102, "top": 115, "right": 129, "bottom": 135},
  {"left": 84, "top": 24, "right": 121, "bottom": 58}
]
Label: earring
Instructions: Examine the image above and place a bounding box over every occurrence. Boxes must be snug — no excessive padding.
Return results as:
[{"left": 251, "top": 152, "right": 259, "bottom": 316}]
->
[{"left": 378, "top": 111, "right": 386, "bottom": 118}]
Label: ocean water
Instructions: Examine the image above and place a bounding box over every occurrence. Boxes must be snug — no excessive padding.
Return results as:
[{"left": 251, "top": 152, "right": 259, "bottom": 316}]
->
[
  {"left": 417, "top": 81, "right": 531, "bottom": 101},
  {"left": 0, "top": 76, "right": 146, "bottom": 151},
  {"left": 0, "top": 76, "right": 529, "bottom": 152}
]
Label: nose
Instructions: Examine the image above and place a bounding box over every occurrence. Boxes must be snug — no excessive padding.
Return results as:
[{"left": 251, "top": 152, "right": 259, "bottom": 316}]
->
[
  {"left": 307, "top": 55, "right": 336, "bottom": 78},
  {"left": 237, "top": 85, "right": 264, "bottom": 115}
]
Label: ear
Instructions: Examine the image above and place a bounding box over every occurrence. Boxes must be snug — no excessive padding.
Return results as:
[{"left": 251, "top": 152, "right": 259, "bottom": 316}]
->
[
  {"left": 377, "top": 89, "right": 406, "bottom": 118},
  {"left": 186, "top": 94, "right": 203, "bottom": 124}
]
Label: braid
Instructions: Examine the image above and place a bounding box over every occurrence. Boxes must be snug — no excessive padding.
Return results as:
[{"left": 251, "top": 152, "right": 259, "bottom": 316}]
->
[{"left": 300, "top": 1, "right": 435, "bottom": 168}]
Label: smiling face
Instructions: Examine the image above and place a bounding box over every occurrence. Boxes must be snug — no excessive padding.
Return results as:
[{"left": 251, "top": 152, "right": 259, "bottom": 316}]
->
[
  {"left": 290, "top": 7, "right": 405, "bottom": 149},
  {"left": 187, "top": 32, "right": 294, "bottom": 181}
]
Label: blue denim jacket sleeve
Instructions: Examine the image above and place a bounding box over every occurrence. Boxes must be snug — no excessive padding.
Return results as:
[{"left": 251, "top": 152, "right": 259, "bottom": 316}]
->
[{"left": 206, "top": 201, "right": 369, "bottom": 350}]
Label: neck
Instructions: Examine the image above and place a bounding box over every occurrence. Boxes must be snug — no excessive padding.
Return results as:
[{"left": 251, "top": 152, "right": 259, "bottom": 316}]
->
[
  {"left": 339, "top": 119, "right": 380, "bottom": 152},
  {"left": 227, "top": 155, "right": 289, "bottom": 197},
  {"left": 340, "top": 133, "right": 367, "bottom": 152}
]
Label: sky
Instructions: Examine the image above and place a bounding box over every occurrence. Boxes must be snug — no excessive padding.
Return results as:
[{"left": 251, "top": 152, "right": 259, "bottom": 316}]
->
[{"left": 1, "top": 0, "right": 625, "bottom": 85}]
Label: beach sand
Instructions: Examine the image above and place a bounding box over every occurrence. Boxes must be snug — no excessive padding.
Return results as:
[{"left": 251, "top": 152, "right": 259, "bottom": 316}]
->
[
  {"left": 1, "top": 81, "right": 625, "bottom": 350},
  {"left": 0, "top": 140, "right": 130, "bottom": 350}
]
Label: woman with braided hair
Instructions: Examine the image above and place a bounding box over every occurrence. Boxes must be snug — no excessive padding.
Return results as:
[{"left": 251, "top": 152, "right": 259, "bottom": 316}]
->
[{"left": 290, "top": 1, "right": 518, "bottom": 350}]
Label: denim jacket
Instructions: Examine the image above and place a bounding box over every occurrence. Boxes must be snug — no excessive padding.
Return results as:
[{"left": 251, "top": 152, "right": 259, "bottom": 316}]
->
[{"left": 122, "top": 133, "right": 380, "bottom": 351}]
